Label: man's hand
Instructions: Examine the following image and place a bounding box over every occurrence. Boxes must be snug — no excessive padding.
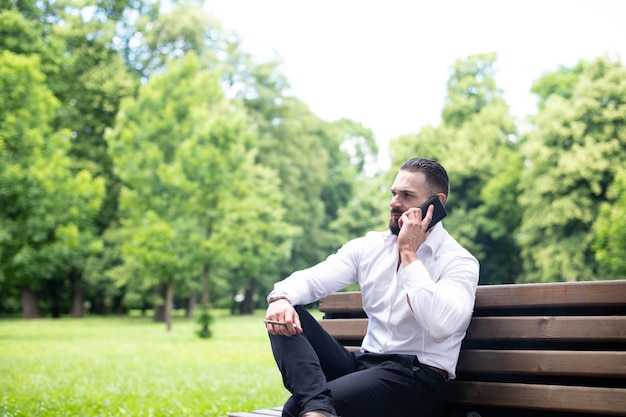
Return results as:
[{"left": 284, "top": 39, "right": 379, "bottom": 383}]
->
[
  {"left": 397, "top": 203, "right": 433, "bottom": 267},
  {"left": 265, "top": 299, "right": 303, "bottom": 336}
]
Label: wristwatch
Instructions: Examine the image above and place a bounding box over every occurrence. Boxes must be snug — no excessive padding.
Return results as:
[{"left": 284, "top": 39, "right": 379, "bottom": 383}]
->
[{"left": 267, "top": 291, "right": 291, "bottom": 304}]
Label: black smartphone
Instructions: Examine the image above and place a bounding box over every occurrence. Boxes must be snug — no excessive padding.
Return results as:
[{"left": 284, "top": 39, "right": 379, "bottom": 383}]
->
[{"left": 419, "top": 195, "right": 447, "bottom": 231}]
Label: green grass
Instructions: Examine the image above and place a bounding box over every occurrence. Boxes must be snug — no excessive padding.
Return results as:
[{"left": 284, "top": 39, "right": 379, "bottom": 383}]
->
[{"left": 0, "top": 311, "right": 303, "bottom": 416}]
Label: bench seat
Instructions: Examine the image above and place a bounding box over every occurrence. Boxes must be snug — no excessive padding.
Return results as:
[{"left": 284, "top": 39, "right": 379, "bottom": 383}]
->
[{"left": 229, "top": 280, "right": 626, "bottom": 417}]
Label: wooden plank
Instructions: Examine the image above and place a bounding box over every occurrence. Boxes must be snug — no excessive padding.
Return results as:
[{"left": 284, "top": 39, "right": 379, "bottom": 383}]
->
[
  {"left": 465, "top": 316, "right": 626, "bottom": 341},
  {"left": 445, "top": 381, "right": 626, "bottom": 416},
  {"left": 319, "top": 318, "right": 368, "bottom": 340},
  {"left": 319, "top": 281, "right": 626, "bottom": 314},
  {"left": 319, "top": 292, "right": 363, "bottom": 314},
  {"left": 228, "top": 407, "right": 282, "bottom": 416},
  {"left": 320, "top": 316, "right": 626, "bottom": 342},
  {"left": 457, "top": 350, "right": 626, "bottom": 378},
  {"left": 475, "top": 280, "right": 626, "bottom": 309}
]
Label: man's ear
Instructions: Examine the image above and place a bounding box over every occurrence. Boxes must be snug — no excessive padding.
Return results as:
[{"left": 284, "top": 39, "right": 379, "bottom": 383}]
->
[{"left": 436, "top": 193, "right": 447, "bottom": 206}]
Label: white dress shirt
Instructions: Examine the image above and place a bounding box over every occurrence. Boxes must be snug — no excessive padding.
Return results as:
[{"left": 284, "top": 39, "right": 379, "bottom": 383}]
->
[{"left": 272, "top": 223, "right": 480, "bottom": 379}]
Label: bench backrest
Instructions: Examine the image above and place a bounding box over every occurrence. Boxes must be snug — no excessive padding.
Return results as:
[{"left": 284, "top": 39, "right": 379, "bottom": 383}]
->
[{"left": 318, "top": 280, "right": 626, "bottom": 416}]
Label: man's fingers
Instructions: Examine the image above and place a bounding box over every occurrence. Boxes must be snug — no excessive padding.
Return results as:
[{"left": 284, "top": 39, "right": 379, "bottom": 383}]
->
[
  {"left": 265, "top": 307, "right": 301, "bottom": 336},
  {"left": 423, "top": 204, "right": 434, "bottom": 226}
]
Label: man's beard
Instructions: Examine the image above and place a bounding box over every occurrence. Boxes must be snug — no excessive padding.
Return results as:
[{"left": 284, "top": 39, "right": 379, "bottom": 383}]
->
[{"left": 389, "top": 210, "right": 402, "bottom": 235}]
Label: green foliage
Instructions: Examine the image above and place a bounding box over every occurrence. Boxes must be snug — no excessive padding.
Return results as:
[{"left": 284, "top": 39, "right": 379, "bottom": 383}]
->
[
  {"left": 518, "top": 56, "right": 626, "bottom": 282},
  {"left": 218, "top": 161, "right": 299, "bottom": 308},
  {"left": 1, "top": 1, "right": 139, "bottom": 315},
  {"left": 106, "top": 51, "right": 231, "bottom": 306},
  {"left": 442, "top": 52, "right": 502, "bottom": 127},
  {"left": 4, "top": 0, "right": 625, "bottom": 318},
  {"left": 53, "top": 14, "right": 137, "bottom": 231},
  {"left": 252, "top": 95, "right": 377, "bottom": 280},
  {"left": 0, "top": 50, "right": 104, "bottom": 303},
  {"left": 330, "top": 174, "right": 389, "bottom": 245},
  {"left": 530, "top": 62, "right": 583, "bottom": 110},
  {"left": 196, "top": 308, "right": 214, "bottom": 338},
  {"left": 593, "top": 169, "right": 626, "bottom": 278},
  {"left": 0, "top": 8, "right": 44, "bottom": 55},
  {"left": 254, "top": 98, "right": 330, "bottom": 268},
  {"left": 125, "top": 0, "right": 223, "bottom": 79},
  {"left": 106, "top": 51, "right": 295, "bottom": 321}
]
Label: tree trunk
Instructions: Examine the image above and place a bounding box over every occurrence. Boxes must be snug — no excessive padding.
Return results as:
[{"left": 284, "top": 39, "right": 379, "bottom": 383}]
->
[
  {"left": 165, "top": 278, "right": 173, "bottom": 331},
  {"left": 91, "top": 293, "right": 107, "bottom": 314},
  {"left": 112, "top": 293, "right": 125, "bottom": 314},
  {"left": 45, "top": 277, "right": 64, "bottom": 318},
  {"left": 70, "top": 270, "right": 84, "bottom": 318},
  {"left": 230, "top": 293, "right": 237, "bottom": 315},
  {"left": 202, "top": 221, "right": 213, "bottom": 310},
  {"left": 22, "top": 287, "right": 41, "bottom": 318},
  {"left": 240, "top": 278, "right": 256, "bottom": 315},
  {"left": 186, "top": 293, "right": 196, "bottom": 317},
  {"left": 153, "top": 285, "right": 166, "bottom": 322},
  {"left": 201, "top": 263, "right": 211, "bottom": 309},
  {"left": 70, "top": 286, "right": 84, "bottom": 317}
]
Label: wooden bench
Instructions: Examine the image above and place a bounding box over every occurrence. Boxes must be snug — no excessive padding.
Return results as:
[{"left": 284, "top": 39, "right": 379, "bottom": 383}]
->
[{"left": 228, "top": 280, "right": 626, "bottom": 417}]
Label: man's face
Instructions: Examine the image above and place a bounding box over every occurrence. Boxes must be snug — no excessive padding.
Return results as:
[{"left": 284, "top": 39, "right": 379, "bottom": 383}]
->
[{"left": 388, "top": 170, "right": 431, "bottom": 235}]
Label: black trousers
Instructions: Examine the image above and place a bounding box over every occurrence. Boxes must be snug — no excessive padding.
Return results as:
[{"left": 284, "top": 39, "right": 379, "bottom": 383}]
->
[{"left": 269, "top": 306, "right": 446, "bottom": 417}]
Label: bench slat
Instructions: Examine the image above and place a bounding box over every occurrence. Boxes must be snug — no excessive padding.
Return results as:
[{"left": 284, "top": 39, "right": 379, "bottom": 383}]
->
[
  {"left": 445, "top": 381, "right": 626, "bottom": 416},
  {"left": 475, "top": 280, "right": 626, "bottom": 309},
  {"left": 320, "top": 316, "right": 626, "bottom": 342},
  {"left": 466, "top": 316, "right": 626, "bottom": 341},
  {"left": 457, "top": 349, "right": 626, "bottom": 378},
  {"left": 319, "top": 281, "right": 626, "bottom": 313},
  {"left": 319, "top": 318, "right": 368, "bottom": 340},
  {"left": 319, "top": 291, "right": 363, "bottom": 314}
]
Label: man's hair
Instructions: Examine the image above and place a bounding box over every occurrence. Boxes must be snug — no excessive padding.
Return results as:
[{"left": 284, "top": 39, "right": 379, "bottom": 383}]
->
[{"left": 400, "top": 158, "right": 450, "bottom": 198}]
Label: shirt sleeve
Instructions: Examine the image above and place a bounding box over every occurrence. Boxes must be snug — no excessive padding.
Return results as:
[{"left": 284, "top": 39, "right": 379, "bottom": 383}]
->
[
  {"left": 397, "top": 253, "right": 479, "bottom": 343},
  {"left": 272, "top": 237, "right": 364, "bottom": 305}
]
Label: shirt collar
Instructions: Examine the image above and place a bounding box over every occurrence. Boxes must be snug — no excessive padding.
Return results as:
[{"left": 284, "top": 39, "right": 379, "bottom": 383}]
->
[
  {"left": 420, "top": 222, "right": 445, "bottom": 257},
  {"left": 383, "top": 229, "right": 397, "bottom": 246}
]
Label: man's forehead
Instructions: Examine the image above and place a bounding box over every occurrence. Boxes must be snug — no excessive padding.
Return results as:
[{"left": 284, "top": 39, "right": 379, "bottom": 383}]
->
[{"left": 391, "top": 170, "right": 426, "bottom": 189}]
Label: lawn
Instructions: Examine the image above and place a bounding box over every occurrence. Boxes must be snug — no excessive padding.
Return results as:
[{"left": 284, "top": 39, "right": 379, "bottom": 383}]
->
[{"left": 0, "top": 311, "right": 302, "bottom": 416}]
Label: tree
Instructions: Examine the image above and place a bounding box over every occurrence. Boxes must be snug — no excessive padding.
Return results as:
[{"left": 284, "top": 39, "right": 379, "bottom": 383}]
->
[
  {"left": 593, "top": 169, "right": 626, "bottom": 279},
  {"left": 123, "top": 0, "right": 215, "bottom": 79},
  {"left": 250, "top": 95, "right": 378, "bottom": 288},
  {"left": 1, "top": 0, "right": 142, "bottom": 316},
  {"left": 117, "top": 2, "right": 377, "bottom": 306},
  {"left": 0, "top": 51, "right": 104, "bottom": 317},
  {"left": 218, "top": 162, "right": 299, "bottom": 314},
  {"left": 518, "top": 55, "right": 626, "bottom": 282},
  {"left": 329, "top": 174, "right": 389, "bottom": 246},
  {"left": 50, "top": 5, "right": 138, "bottom": 315},
  {"left": 106, "top": 51, "right": 292, "bottom": 327},
  {"left": 50, "top": 10, "right": 137, "bottom": 231}
]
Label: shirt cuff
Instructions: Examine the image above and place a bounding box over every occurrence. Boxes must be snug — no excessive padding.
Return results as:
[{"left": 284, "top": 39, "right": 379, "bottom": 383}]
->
[{"left": 271, "top": 285, "right": 301, "bottom": 306}]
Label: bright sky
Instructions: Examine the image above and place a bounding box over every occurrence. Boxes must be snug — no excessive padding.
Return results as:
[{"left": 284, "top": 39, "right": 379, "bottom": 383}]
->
[{"left": 204, "top": 0, "right": 626, "bottom": 163}]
